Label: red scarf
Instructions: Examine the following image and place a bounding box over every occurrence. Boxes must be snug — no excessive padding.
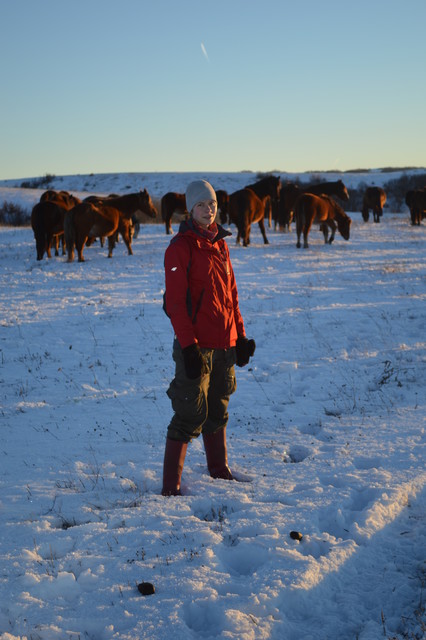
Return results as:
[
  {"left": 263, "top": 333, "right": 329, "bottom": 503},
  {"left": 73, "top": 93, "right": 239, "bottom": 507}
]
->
[{"left": 191, "top": 218, "right": 219, "bottom": 243}]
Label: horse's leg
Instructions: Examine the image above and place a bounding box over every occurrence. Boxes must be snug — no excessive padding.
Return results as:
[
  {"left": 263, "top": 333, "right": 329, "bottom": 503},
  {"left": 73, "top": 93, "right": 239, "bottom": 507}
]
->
[
  {"left": 266, "top": 199, "right": 272, "bottom": 229},
  {"left": 327, "top": 220, "right": 337, "bottom": 244},
  {"left": 132, "top": 218, "right": 140, "bottom": 239},
  {"left": 303, "top": 226, "right": 310, "bottom": 248},
  {"left": 295, "top": 214, "right": 302, "bottom": 248},
  {"left": 166, "top": 210, "right": 172, "bottom": 235},
  {"left": 235, "top": 219, "right": 242, "bottom": 244},
  {"left": 66, "top": 234, "right": 74, "bottom": 262},
  {"left": 120, "top": 221, "right": 133, "bottom": 255},
  {"left": 303, "top": 219, "right": 314, "bottom": 248},
  {"left": 362, "top": 207, "right": 369, "bottom": 222},
  {"left": 321, "top": 223, "right": 329, "bottom": 244},
  {"left": 257, "top": 218, "right": 269, "bottom": 244},
  {"left": 107, "top": 235, "right": 116, "bottom": 258},
  {"left": 77, "top": 236, "right": 87, "bottom": 262},
  {"left": 44, "top": 228, "right": 53, "bottom": 258}
]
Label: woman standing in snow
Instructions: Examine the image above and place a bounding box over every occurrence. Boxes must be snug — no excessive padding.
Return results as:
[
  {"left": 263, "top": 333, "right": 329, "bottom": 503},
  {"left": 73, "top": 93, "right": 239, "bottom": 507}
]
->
[{"left": 161, "top": 179, "right": 255, "bottom": 496}]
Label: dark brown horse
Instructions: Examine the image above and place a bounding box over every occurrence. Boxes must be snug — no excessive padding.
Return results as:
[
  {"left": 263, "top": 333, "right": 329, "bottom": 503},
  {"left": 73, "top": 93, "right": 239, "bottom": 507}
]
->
[
  {"left": 246, "top": 175, "right": 281, "bottom": 228},
  {"left": 295, "top": 194, "right": 351, "bottom": 248},
  {"left": 406, "top": 189, "right": 426, "bottom": 225},
  {"left": 276, "top": 183, "right": 301, "bottom": 231},
  {"left": 228, "top": 188, "right": 270, "bottom": 246},
  {"left": 65, "top": 190, "right": 156, "bottom": 262},
  {"left": 161, "top": 192, "right": 188, "bottom": 234},
  {"left": 308, "top": 179, "right": 349, "bottom": 201},
  {"left": 362, "top": 187, "right": 386, "bottom": 223},
  {"left": 31, "top": 191, "right": 81, "bottom": 260},
  {"left": 276, "top": 180, "right": 349, "bottom": 231},
  {"left": 40, "top": 190, "right": 79, "bottom": 208}
]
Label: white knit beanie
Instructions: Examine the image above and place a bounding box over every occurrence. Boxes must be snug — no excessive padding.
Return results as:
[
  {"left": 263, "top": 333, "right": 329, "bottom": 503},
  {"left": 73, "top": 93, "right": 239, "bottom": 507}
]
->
[{"left": 185, "top": 180, "right": 217, "bottom": 213}]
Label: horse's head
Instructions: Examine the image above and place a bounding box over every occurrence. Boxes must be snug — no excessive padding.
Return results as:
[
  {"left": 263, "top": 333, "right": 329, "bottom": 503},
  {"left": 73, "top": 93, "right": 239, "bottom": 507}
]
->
[
  {"left": 139, "top": 189, "right": 157, "bottom": 219},
  {"left": 269, "top": 176, "right": 282, "bottom": 200},
  {"left": 336, "top": 180, "right": 349, "bottom": 201},
  {"left": 276, "top": 176, "right": 282, "bottom": 196},
  {"left": 338, "top": 212, "right": 351, "bottom": 240}
]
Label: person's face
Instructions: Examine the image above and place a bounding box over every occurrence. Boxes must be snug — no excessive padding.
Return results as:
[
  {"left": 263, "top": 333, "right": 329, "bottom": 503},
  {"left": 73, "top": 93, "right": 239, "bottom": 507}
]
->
[{"left": 192, "top": 199, "right": 217, "bottom": 229}]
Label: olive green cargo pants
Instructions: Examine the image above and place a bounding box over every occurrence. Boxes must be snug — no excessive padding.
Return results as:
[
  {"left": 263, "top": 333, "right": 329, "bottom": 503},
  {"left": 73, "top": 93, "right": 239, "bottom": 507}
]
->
[{"left": 166, "top": 341, "right": 237, "bottom": 443}]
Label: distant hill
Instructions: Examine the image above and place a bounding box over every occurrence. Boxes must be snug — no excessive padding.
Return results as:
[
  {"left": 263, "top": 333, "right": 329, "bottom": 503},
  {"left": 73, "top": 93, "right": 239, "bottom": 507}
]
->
[{"left": 1, "top": 168, "right": 425, "bottom": 214}]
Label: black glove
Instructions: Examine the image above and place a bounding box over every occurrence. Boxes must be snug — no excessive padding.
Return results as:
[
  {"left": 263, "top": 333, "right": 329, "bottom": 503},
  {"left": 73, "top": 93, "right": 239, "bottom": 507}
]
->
[
  {"left": 182, "top": 344, "right": 205, "bottom": 379},
  {"left": 235, "top": 336, "right": 256, "bottom": 367}
]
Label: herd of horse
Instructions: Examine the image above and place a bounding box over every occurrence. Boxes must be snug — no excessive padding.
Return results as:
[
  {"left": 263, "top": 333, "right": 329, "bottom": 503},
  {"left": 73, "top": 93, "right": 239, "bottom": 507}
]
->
[
  {"left": 31, "top": 189, "right": 157, "bottom": 261},
  {"left": 162, "top": 177, "right": 354, "bottom": 250},
  {"left": 30, "top": 176, "right": 425, "bottom": 261}
]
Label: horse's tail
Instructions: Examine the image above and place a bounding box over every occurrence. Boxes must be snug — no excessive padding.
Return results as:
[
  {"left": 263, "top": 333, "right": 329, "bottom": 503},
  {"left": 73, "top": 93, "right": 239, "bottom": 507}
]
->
[
  {"left": 264, "top": 196, "right": 272, "bottom": 227},
  {"left": 64, "top": 207, "right": 76, "bottom": 259},
  {"left": 294, "top": 195, "right": 304, "bottom": 232},
  {"left": 159, "top": 195, "right": 165, "bottom": 222},
  {"left": 31, "top": 202, "right": 46, "bottom": 260}
]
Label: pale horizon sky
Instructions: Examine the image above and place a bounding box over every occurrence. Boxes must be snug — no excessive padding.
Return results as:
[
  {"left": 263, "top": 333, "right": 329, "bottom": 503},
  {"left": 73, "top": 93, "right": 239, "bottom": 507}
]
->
[{"left": 1, "top": 0, "right": 425, "bottom": 180}]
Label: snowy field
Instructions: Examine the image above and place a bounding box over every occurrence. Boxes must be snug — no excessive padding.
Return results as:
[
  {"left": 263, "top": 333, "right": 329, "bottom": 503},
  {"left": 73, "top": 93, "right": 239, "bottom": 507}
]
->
[{"left": 0, "top": 177, "right": 425, "bottom": 640}]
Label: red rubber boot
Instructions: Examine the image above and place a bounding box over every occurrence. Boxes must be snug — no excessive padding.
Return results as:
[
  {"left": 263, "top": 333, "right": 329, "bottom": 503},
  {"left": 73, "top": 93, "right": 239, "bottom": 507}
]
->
[
  {"left": 203, "top": 428, "right": 234, "bottom": 480},
  {"left": 161, "top": 438, "right": 188, "bottom": 496}
]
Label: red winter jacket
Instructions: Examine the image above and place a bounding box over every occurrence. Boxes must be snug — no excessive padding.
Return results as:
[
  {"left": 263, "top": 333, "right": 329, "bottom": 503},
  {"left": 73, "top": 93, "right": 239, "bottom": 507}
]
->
[{"left": 164, "top": 219, "right": 245, "bottom": 349}]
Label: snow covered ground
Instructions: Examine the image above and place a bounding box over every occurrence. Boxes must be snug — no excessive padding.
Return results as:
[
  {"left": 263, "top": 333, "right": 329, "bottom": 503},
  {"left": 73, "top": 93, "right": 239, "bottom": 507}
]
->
[{"left": 0, "top": 175, "right": 425, "bottom": 640}]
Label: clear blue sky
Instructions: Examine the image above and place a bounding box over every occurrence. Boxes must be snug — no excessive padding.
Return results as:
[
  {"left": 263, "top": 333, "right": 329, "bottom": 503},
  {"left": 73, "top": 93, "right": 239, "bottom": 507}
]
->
[{"left": 1, "top": 0, "right": 425, "bottom": 179}]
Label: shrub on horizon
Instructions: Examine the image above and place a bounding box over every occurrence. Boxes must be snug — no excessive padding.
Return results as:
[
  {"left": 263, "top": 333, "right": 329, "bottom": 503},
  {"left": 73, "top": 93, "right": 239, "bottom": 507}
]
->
[{"left": 0, "top": 201, "right": 31, "bottom": 226}]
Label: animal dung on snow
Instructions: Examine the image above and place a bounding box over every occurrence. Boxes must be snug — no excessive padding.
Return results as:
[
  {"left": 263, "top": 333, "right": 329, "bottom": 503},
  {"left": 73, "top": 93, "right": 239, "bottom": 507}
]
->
[
  {"left": 137, "top": 581, "right": 155, "bottom": 596},
  {"left": 289, "top": 530, "right": 303, "bottom": 541}
]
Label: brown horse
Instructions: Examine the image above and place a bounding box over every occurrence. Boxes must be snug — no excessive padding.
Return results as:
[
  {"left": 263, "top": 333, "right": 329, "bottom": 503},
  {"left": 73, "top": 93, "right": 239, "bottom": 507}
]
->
[
  {"left": 161, "top": 192, "right": 188, "bottom": 234},
  {"left": 407, "top": 189, "right": 426, "bottom": 225},
  {"left": 362, "top": 187, "right": 386, "bottom": 223},
  {"left": 276, "top": 180, "right": 349, "bottom": 231},
  {"left": 295, "top": 194, "right": 351, "bottom": 248},
  {"left": 228, "top": 188, "right": 270, "bottom": 246},
  {"left": 83, "top": 193, "right": 143, "bottom": 244},
  {"left": 65, "top": 190, "right": 156, "bottom": 262},
  {"left": 246, "top": 175, "right": 281, "bottom": 228},
  {"left": 31, "top": 191, "right": 81, "bottom": 260}
]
